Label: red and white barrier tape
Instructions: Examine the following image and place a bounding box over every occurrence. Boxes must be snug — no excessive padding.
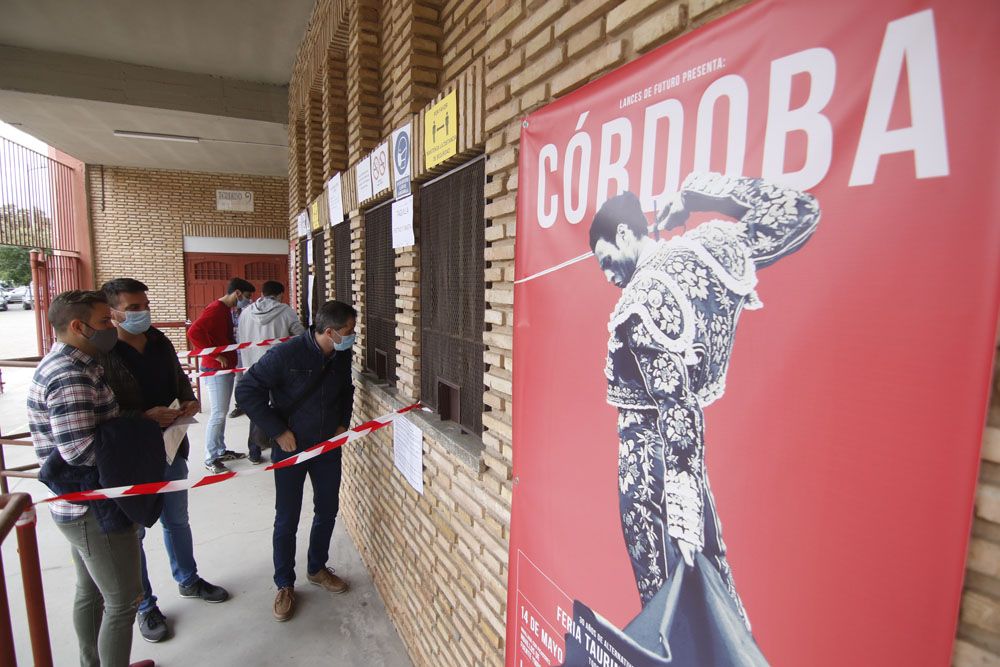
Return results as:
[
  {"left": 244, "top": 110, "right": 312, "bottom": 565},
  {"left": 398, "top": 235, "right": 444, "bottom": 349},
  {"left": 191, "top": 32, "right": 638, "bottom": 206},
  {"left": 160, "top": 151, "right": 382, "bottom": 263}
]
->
[
  {"left": 182, "top": 337, "right": 292, "bottom": 359},
  {"left": 38, "top": 404, "right": 425, "bottom": 505},
  {"left": 192, "top": 368, "right": 247, "bottom": 378}
]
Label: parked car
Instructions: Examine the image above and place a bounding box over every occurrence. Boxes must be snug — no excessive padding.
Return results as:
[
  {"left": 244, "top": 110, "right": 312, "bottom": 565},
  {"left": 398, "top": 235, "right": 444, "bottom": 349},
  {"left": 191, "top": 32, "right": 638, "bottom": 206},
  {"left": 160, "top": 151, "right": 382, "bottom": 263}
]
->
[
  {"left": 5, "top": 285, "right": 28, "bottom": 304},
  {"left": 22, "top": 287, "right": 32, "bottom": 310},
  {"left": 0, "top": 292, "right": 7, "bottom": 311}
]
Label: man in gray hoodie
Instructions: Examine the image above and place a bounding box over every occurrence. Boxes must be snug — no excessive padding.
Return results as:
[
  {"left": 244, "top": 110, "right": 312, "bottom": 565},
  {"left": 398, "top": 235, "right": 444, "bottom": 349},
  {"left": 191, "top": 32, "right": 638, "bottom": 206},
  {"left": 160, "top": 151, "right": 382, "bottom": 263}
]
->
[{"left": 236, "top": 280, "right": 306, "bottom": 464}]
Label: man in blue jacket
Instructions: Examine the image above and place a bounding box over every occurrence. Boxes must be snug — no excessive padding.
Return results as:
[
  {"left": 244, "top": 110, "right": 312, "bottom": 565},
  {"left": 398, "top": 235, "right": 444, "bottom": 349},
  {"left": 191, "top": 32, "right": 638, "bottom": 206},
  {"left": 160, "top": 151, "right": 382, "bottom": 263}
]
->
[{"left": 235, "top": 300, "right": 356, "bottom": 622}]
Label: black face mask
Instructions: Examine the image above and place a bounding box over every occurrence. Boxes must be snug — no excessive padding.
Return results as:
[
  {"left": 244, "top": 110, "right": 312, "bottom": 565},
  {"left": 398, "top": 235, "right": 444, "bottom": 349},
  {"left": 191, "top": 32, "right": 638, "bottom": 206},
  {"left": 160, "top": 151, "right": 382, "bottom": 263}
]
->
[{"left": 81, "top": 322, "right": 119, "bottom": 353}]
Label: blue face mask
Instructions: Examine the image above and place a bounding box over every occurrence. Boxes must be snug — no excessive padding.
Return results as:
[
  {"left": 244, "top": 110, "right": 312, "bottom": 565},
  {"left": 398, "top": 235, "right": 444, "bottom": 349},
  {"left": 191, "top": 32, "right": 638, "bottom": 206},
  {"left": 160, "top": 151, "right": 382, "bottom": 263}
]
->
[
  {"left": 236, "top": 295, "right": 253, "bottom": 310},
  {"left": 334, "top": 333, "right": 356, "bottom": 351},
  {"left": 118, "top": 310, "right": 152, "bottom": 335}
]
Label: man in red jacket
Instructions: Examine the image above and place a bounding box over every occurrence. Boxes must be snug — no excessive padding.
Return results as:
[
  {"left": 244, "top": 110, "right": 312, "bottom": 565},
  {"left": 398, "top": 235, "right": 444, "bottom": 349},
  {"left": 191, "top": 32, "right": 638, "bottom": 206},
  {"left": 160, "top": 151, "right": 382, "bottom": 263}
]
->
[{"left": 188, "top": 277, "right": 255, "bottom": 473}]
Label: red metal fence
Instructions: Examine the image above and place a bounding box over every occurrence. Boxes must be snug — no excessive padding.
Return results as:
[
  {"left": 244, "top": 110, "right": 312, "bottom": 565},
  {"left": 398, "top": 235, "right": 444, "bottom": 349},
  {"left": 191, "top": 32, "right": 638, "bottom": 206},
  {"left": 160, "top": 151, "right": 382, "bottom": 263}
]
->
[
  {"left": 1, "top": 137, "right": 85, "bottom": 354},
  {"left": 0, "top": 494, "right": 52, "bottom": 667}
]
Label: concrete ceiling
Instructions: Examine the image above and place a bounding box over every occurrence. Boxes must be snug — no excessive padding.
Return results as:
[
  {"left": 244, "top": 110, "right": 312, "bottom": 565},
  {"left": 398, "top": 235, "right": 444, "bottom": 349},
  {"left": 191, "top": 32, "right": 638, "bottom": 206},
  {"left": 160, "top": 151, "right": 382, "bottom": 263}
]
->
[
  {"left": 0, "top": 91, "right": 288, "bottom": 177},
  {"left": 0, "top": 0, "right": 316, "bottom": 85},
  {"left": 0, "top": 0, "right": 316, "bottom": 176}
]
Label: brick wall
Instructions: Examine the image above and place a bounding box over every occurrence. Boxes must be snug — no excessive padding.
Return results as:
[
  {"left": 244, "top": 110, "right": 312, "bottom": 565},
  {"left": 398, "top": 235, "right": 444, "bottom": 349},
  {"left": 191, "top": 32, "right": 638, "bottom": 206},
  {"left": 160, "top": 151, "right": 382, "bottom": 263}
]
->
[
  {"left": 288, "top": 1, "right": 1000, "bottom": 665},
  {"left": 87, "top": 166, "right": 288, "bottom": 344},
  {"left": 957, "top": 342, "right": 1000, "bottom": 663}
]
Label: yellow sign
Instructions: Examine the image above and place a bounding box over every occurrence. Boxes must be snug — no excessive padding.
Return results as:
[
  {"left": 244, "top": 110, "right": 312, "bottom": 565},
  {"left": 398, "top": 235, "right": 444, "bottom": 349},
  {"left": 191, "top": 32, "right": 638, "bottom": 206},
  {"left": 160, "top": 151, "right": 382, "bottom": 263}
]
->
[
  {"left": 424, "top": 90, "right": 458, "bottom": 169},
  {"left": 309, "top": 198, "right": 321, "bottom": 231}
]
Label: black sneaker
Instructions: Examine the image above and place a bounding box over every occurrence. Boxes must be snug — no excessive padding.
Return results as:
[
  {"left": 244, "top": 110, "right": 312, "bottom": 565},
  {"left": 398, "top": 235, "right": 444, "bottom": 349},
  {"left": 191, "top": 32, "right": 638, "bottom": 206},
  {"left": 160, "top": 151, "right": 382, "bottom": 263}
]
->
[
  {"left": 137, "top": 607, "right": 169, "bottom": 643},
  {"left": 204, "top": 459, "right": 229, "bottom": 474},
  {"left": 179, "top": 578, "right": 229, "bottom": 603},
  {"left": 248, "top": 452, "right": 263, "bottom": 465},
  {"left": 219, "top": 449, "right": 247, "bottom": 461},
  {"left": 228, "top": 407, "right": 244, "bottom": 418}
]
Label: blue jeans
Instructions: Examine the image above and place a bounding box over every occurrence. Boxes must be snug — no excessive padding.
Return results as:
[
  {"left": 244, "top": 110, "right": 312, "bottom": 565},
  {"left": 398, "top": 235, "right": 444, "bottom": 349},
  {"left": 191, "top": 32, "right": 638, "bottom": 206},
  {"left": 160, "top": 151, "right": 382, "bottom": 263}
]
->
[
  {"left": 272, "top": 446, "right": 343, "bottom": 588},
  {"left": 138, "top": 457, "right": 199, "bottom": 613},
  {"left": 203, "top": 373, "right": 234, "bottom": 463}
]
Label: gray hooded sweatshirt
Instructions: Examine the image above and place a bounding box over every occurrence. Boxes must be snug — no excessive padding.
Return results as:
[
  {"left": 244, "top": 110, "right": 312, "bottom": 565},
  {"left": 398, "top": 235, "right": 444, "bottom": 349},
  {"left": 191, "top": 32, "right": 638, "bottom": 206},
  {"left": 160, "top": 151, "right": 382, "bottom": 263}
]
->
[{"left": 236, "top": 296, "right": 306, "bottom": 370}]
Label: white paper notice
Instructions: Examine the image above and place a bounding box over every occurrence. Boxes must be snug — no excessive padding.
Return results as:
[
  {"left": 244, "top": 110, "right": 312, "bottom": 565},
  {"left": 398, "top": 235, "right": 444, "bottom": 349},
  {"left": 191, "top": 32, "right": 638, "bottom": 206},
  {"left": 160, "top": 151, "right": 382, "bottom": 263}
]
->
[
  {"left": 391, "top": 123, "right": 412, "bottom": 197},
  {"left": 296, "top": 210, "right": 309, "bottom": 237},
  {"left": 327, "top": 173, "right": 344, "bottom": 225},
  {"left": 371, "top": 141, "right": 391, "bottom": 194},
  {"left": 307, "top": 275, "right": 315, "bottom": 325},
  {"left": 391, "top": 196, "right": 414, "bottom": 249},
  {"left": 306, "top": 237, "right": 314, "bottom": 266},
  {"left": 356, "top": 156, "right": 373, "bottom": 202},
  {"left": 392, "top": 415, "right": 423, "bottom": 495}
]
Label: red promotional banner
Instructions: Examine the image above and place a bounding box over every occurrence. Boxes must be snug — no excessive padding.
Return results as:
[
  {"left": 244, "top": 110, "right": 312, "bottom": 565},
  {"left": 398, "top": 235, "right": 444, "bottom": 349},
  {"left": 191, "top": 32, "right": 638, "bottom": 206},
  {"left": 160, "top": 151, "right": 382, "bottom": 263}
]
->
[{"left": 507, "top": 1, "right": 1000, "bottom": 666}]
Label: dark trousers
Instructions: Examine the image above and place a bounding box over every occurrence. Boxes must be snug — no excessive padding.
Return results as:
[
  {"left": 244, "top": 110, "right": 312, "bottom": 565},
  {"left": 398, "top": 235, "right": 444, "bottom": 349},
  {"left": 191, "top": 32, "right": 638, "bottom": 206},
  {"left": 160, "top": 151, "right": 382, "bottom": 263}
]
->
[{"left": 272, "top": 446, "right": 342, "bottom": 588}]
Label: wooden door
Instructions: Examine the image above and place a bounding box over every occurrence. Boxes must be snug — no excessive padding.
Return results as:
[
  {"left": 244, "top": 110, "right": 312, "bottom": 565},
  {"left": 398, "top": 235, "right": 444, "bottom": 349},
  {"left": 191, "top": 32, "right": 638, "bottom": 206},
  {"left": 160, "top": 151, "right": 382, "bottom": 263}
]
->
[{"left": 183, "top": 252, "right": 289, "bottom": 322}]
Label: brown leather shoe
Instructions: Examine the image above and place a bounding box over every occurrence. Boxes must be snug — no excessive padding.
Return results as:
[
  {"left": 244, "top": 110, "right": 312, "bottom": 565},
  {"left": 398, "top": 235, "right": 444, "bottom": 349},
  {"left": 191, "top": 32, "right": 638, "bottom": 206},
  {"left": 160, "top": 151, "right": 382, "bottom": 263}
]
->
[
  {"left": 273, "top": 586, "right": 295, "bottom": 621},
  {"left": 307, "top": 567, "right": 349, "bottom": 594}
]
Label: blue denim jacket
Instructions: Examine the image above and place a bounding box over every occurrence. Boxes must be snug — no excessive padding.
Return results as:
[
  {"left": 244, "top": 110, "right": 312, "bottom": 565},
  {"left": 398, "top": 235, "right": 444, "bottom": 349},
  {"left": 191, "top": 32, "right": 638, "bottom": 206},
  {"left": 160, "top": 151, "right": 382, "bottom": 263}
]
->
[{"left": 235, "top": 332, "right": 354, "bottom": 459}]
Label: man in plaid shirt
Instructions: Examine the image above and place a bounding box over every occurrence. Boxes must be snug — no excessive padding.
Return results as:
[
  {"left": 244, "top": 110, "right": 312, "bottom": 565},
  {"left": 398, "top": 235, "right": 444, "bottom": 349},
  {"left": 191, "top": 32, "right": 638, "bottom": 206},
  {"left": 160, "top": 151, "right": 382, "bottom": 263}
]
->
[{"left": 27, "top": 290, "right": 154, "bottom": 667}]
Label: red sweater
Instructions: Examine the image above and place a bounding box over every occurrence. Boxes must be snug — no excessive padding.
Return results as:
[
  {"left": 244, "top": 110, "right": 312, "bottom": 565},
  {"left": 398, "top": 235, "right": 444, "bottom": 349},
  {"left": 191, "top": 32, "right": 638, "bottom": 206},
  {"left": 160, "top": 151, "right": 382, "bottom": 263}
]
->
[{"left": 188, "top": 300, "right": 236, "bottom": 369}]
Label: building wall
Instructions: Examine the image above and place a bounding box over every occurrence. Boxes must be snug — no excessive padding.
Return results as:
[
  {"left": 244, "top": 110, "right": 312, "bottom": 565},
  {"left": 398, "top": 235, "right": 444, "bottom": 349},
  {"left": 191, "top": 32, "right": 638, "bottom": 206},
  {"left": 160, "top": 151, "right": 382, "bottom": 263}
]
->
[
  {"left": 87, "top": 165, "right": 288, "bottom": 344},
  {"left": 288, "top": 1, "right": 1000, "bottom": 665}
]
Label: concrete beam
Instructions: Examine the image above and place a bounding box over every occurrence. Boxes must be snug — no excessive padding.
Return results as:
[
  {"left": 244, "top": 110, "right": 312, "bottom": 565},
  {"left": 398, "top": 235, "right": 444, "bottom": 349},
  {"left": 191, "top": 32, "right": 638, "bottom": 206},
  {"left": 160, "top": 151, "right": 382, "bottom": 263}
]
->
[{"left": 0, "top": 44, "right": 288, "bottom": 124}]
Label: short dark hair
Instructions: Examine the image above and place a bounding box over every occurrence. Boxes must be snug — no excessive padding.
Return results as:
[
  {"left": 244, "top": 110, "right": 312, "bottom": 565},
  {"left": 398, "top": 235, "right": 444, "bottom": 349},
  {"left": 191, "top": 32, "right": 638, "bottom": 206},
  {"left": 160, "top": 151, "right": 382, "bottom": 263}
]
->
[
  {"left": 262, "top": 280, "right": 284, "bottom": 297},
  {"left": 315, "top": 300, "right": 357, "bottom": 333},
  {"left": 101, "top": 278, "right": 148, "bottom": 308},
  {"left": 226, "top": 278, "right": 255, "bottom": 295},
  {"left": 589, "top": 192, "right": 648, "bottom": 251},
  {"left": 49, "top": 290, "right": 108, "bottom": 334}
]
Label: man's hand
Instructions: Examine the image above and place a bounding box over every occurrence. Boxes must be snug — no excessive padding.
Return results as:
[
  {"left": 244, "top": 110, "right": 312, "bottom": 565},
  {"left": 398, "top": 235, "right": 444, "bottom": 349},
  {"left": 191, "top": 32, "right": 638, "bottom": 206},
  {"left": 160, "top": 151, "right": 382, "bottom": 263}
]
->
[
  {"left": 275, "top": 430, "right": 297, "bottom": 452},
  {"left": 179, "top": 400, "right": 200, "bottom": 417},
  {"left": 214, "top": 355, "right": 230, "bottom": 369},
  {"left": 656, "top": 191, "right": 690, "bottom": 232},
  {"left": 678, "top": 539, "right": 697, "bottom": 568},
  {"left": 145, "top": 406, "right": 181, "bottom": 428}
]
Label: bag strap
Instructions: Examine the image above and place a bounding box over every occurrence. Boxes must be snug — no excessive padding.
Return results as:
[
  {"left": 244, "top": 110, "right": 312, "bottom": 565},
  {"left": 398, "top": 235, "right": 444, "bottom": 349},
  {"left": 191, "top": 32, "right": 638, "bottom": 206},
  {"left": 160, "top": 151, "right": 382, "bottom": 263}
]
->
[{"left": 281, "top": 355, "right": 337, "bottom": 419}]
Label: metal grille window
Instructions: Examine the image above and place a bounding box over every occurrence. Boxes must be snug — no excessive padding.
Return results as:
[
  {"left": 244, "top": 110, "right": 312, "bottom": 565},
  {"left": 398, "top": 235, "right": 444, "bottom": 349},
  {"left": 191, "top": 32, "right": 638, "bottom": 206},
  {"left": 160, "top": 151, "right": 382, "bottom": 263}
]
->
[
  {"left": 363, "top": 202, "right": 396, "bottom": 385},
  {"left": 311, "top": 231, "right": 327, "bottom": 316},
  {"left": 298, "top": 237, "right": 308, "bottom": 321},
  {"left": 194, "top": 261, "right": 228, "bottom": 280},
  {"left": 334, "top": 221, "right": 352, "bottom": 304},
  {"left": 419, "top": 158, "right": 485, "bottom": 435},
  {"left": 245, "top": 260, "right": 280, "bottom": 282}
]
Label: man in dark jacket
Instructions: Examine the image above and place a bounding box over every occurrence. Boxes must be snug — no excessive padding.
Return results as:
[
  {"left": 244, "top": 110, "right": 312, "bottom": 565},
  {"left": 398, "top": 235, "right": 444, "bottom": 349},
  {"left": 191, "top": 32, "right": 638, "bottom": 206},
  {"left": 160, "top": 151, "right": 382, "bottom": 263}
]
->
[
  {"left": 100, "top": 279, "right": 229, "bottom": 643},
  {"left": 236, "top": 300, "right": 356, "bottom": 622}
]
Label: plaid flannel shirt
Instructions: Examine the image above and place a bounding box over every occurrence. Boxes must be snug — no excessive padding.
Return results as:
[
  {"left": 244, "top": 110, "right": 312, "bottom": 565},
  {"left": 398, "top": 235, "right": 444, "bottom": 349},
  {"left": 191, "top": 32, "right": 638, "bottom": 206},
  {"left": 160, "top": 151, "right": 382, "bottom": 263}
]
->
[{"left": 27, "top": 342, "right": 119, "bottom": 522}]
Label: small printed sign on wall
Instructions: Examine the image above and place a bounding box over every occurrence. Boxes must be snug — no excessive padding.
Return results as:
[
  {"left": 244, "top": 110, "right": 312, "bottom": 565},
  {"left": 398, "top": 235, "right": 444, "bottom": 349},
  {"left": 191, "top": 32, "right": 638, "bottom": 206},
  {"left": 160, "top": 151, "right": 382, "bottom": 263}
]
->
[
  {"left": 216, "top": 190, "right": 254, "bottom": 212},
  {"left": 392, "top": 122, "right": 412, "bottom": 197}
]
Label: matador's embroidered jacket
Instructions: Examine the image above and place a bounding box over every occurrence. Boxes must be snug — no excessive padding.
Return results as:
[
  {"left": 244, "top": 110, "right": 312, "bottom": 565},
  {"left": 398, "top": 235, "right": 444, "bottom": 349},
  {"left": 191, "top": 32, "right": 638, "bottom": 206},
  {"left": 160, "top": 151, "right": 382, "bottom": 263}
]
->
[{"left": 605, "top": 172, "right": 820, "bottom": 623}]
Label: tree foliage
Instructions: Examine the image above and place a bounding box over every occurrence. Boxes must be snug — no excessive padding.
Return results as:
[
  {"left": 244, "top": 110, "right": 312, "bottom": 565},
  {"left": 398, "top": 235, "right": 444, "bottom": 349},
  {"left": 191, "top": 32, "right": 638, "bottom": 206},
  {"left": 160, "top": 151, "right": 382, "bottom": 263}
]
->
[
  {"left": 0, "top": 204, "right": 53, "bottom": 286},
  {"left": 0, "top": 204, "right": 52, "bottom": 248},
  {"left": 0, "top": 245, "right": 31, "bottom": 285}
]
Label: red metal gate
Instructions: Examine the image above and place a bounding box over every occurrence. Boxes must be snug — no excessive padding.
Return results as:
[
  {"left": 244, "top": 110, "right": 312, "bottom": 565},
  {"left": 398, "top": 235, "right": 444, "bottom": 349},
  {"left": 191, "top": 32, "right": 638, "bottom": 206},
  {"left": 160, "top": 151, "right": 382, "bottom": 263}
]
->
[{"left": 0, "top": 137, "right": 88, "bottom": 355}]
